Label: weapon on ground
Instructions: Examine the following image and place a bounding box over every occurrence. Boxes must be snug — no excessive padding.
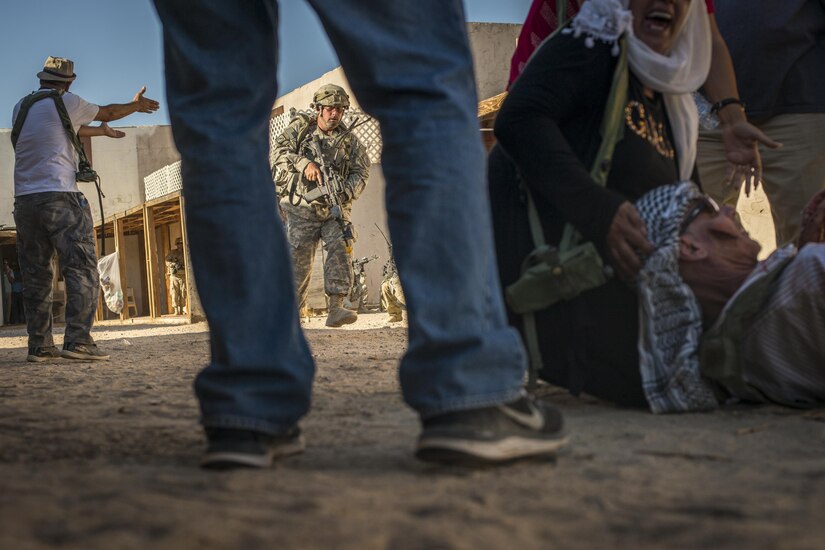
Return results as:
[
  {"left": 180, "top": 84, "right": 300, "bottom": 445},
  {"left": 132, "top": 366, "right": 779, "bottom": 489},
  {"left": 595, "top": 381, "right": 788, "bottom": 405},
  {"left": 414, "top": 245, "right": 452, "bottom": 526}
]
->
[{"left": 353, "top": 254, "right": 379, "bottom": 269}]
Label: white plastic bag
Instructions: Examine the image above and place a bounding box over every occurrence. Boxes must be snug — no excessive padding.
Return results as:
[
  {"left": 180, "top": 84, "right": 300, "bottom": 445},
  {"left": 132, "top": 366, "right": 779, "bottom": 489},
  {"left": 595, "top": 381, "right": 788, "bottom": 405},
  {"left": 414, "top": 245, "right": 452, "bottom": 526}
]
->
[{"left": 97, "top": 252, "right": 123, "bottom": 313}]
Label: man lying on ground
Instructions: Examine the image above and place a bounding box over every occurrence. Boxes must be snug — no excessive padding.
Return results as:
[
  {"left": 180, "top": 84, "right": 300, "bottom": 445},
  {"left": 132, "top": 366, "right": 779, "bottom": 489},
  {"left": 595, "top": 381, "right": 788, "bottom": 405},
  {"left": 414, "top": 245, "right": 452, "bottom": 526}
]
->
[{"left": 635, "top": 182, "right": 825, "bottom": 412}]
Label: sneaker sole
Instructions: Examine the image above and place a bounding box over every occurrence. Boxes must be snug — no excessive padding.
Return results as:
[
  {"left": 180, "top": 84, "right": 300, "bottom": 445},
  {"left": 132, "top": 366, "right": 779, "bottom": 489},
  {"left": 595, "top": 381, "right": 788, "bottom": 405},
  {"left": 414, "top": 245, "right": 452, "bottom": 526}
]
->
[
  {"left": 61, "top": 350, "right": 110, "bottom": 361},
  {"left": 200, "top": 435, "right": 305, "bottom": 470},
  {"left": 415, "top": 434, "right": 569, "bottom": 465},
  {"left": 26, "top": 354, "right": 60, "bottom": 363}
]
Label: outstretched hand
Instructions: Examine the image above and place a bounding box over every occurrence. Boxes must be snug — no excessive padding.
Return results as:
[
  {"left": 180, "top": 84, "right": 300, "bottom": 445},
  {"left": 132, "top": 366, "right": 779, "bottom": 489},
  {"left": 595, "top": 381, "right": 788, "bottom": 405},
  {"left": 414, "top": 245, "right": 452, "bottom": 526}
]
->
[
  {"left": 721, "top": 120, "right": 782, "bottom": 197},
  {"left": 101, "top": 122, "right": 125, "bottom": 139},
  {"left": 133, "top": 86, "right": 160, "bottom": 113},
  {"left": 606, "top": 201, "right": 654, "bottom": 282}
]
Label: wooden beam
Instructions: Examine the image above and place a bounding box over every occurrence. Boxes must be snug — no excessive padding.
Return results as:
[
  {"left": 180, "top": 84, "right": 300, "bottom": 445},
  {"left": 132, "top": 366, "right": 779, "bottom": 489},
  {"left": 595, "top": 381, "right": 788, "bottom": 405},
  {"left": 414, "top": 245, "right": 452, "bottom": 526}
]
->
[
  {"left": 143, "top": 206, "right": 161, "bottom": 318},
  {"left": 123, "top": 204, "right": 146, "bottom": 217},
  {"left": 114, "top": 216, "right": 130, "bottom": 321},
  {"left": 144, "top": 191, "right": 182, "bottom": 209}
]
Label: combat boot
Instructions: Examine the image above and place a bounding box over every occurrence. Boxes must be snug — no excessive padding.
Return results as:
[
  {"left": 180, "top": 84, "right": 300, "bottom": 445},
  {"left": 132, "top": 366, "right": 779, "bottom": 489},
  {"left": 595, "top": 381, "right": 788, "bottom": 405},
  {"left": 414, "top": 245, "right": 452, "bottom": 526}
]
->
[{"left": 325, "top": 294, "right": 357, "bottom": 327}]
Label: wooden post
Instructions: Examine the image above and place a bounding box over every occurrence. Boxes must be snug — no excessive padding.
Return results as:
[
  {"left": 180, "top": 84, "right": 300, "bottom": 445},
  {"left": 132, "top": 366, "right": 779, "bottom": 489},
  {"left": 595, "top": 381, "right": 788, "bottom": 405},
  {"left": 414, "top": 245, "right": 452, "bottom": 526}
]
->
[
  {"left": 143, "top": 206, "right": 161, "bottom": 318},
  {"left": 178, "top": 195, "right": 192, "bottom": 319},
  {"left": 94, "top": 227, "right": 104, "bottom": 321},
  {"left": 114, "top": 216, "right": 130, "bottom": 321},
  {"left": 160, "top": 223, "right": 171, "bottom": 315}
]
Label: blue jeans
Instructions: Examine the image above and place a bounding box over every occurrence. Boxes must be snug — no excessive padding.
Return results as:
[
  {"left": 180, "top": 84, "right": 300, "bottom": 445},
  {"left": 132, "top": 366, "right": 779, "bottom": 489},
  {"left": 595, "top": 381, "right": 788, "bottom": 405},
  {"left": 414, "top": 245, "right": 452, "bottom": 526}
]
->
[{"left": 153, "top": 0, "right": 527, "bottom": 435}]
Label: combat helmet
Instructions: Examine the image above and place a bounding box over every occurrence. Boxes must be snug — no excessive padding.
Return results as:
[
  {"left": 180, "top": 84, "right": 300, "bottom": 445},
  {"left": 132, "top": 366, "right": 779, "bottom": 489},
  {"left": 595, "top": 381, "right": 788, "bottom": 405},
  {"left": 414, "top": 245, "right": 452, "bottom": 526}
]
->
[{"left": 311, "top": 84, "right": 350, "bottom": 109}]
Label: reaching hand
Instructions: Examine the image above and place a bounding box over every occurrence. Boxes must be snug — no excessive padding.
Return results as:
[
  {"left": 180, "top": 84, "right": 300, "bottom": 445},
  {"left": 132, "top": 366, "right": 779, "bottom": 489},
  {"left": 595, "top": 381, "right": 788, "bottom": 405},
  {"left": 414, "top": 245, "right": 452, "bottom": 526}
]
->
[
  {"left": 721, "top": 120, "right": 782, "bottom": 197},
  {"left": 101, "top": 122, "right": 125, "bottom": 139},
  {"left": 606, "top": 201, "right": 654, "bottom": 282},
  {"left": 133, "top": 86, "right": 160, "bottom": 113}
]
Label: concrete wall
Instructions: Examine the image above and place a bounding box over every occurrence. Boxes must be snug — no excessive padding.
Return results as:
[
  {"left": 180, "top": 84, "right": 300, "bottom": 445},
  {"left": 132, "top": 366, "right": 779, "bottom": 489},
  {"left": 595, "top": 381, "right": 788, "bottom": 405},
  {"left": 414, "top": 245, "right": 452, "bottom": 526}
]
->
[
  {"left": 467, "top": 22, "right": 520, "bottom": 101},
  {"left": 88, "top": 125, "right": 178, "bottom": 222},
  {"left": 0, "top": 130, "right": 15, "bottom": 227},
  {"left": 272, "top": 23, "right": 520, "bottom": 111}
]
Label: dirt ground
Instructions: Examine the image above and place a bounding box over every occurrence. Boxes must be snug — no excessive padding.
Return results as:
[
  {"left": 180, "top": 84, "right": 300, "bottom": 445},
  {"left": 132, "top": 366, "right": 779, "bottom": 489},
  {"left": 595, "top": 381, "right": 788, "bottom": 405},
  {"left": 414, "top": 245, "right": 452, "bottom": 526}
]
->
[{"left": 1, "top": 313, "right": 824, "bottom": 550}]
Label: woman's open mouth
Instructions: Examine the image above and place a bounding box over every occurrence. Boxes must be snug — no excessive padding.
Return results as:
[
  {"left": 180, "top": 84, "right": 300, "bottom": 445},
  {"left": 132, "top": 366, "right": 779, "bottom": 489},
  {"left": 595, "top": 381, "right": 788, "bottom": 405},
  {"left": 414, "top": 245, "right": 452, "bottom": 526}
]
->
[{"left": 644, "top": 10, "right": 673, "bottom": 33}]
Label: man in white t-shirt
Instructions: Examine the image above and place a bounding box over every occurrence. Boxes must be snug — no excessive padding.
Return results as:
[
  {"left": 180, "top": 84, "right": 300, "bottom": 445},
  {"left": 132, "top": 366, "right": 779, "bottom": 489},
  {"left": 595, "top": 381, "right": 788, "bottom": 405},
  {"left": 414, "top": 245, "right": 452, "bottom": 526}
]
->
[{"left": 12, "top": 56, "right": 159, "bottom": 363}]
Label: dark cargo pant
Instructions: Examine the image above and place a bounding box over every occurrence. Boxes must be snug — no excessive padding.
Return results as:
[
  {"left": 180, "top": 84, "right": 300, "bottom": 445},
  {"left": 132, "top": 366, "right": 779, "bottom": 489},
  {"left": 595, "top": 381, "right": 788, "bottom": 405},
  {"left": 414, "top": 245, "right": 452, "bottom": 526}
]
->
[{"left": 13, "top": 192, "right": 99, "bottom": 348}]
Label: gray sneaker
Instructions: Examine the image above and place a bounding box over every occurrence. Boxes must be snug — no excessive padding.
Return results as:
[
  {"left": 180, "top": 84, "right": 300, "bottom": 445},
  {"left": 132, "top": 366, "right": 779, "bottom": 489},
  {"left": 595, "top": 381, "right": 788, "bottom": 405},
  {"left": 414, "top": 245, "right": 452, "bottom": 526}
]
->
[
  {"left": 416, "top": 395, "right": 568, "bottom": 465},
  {"left": 61, "top": 342, "right": 110, "bottom": 361},
  {"left": 201, "top": 427, "right": 305, "bottom": 470},
  {"left": 27, "top": 346, "right": 62, "bottom": 363}
]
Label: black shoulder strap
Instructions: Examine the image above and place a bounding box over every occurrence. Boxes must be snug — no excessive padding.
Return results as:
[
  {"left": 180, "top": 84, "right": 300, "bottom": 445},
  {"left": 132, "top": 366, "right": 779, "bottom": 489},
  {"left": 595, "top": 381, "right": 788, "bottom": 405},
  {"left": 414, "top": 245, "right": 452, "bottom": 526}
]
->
[
  {"left": 51, "top": 94, "right": 93, "bottom": 168},
  {"left": 11, "top": 90, "right": 56, "bottom": 149},
  {"left": 10, "top": 90, "right": 92, "bottom": 168}
]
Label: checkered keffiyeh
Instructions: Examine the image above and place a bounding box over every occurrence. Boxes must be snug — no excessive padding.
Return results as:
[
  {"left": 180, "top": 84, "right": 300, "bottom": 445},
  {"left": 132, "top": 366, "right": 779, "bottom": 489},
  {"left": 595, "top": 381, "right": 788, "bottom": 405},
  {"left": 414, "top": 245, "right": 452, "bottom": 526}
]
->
[{"left": 634, "top": 182, "right": 719, "bottom": 413}]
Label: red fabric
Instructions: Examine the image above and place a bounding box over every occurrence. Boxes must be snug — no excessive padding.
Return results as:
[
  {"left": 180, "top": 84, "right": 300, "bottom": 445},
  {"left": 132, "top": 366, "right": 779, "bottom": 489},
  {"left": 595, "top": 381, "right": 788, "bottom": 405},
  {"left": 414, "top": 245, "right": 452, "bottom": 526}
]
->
[{"left": 508, "top": 0, "right": 715, "bottom": 88}]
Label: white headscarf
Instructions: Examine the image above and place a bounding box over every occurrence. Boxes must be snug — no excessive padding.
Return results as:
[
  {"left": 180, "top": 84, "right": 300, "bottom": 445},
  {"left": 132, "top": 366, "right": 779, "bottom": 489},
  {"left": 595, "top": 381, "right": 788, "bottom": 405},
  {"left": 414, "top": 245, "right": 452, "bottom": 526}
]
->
[{"left": 568, "top": 0, "right": 711, "bottom": 180}]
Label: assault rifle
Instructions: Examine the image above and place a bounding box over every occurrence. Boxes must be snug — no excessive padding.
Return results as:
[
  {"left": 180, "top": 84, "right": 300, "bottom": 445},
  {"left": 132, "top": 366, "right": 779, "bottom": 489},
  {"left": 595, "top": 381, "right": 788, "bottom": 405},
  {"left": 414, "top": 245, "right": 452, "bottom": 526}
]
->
[
  {"left": 353, "top": 254, "right": 379, "bottom": 269},
  {"left": 304, "top": 117, "right": 369, "bottom": 255},
  {"left": 374, "top": 223, "right": 396, "bottom": 278}
]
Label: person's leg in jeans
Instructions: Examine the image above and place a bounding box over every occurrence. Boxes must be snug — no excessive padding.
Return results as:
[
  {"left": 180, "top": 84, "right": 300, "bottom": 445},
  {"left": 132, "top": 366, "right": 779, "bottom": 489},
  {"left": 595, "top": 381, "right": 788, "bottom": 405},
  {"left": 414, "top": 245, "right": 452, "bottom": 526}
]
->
[
  {"left": 154, "top": 0, "right": 565, "bottom": 468},
  {"left": 308, "top": 0, "right": 524, "bottom": 412},
  {"left": 308, "top": 0, "right": 566, "bottom": 461},
  {"left": 153, "top": 0, "right": 315, "bottom": 467}
]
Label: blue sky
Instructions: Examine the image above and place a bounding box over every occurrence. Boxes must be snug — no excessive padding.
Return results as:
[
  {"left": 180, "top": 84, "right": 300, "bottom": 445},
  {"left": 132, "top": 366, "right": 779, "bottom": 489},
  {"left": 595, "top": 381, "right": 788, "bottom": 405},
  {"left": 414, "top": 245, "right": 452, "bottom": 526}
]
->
[{"left": 1, "top": 0, "right": 531, "bottom": 127}]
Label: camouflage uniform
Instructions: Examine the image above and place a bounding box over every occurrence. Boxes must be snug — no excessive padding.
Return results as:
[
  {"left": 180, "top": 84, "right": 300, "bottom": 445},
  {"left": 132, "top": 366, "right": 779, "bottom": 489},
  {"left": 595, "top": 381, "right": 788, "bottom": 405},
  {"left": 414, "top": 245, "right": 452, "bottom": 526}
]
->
[
  {"left": 13, "top": 192, "right": 99, "bottom": 347},
  {"left": 273, "top": 113, "right": 370, "bottom": 310},
  {"left": 165, "top": 242, "right": 187, "bottom": 314},
  {"left": 381, "top": 272, "right": 406, "bottom": 322}
]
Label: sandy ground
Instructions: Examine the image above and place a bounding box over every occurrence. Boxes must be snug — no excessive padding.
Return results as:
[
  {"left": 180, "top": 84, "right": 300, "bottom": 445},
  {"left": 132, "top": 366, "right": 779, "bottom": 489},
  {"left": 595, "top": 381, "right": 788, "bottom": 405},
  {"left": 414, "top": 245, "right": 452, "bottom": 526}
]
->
[{"left": 1, "top": 313, "right": 824, "bottom": 550}]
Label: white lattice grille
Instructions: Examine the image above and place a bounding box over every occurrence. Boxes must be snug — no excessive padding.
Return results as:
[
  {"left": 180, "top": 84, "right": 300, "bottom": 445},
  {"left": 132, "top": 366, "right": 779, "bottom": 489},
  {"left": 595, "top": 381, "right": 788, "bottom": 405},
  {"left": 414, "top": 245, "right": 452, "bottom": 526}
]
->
[
  {"left": 144, "top": 160, "right": 182, "bottom": 202},
  {"left": 268, "top": 109, "right": 383, "bottom": 165}
]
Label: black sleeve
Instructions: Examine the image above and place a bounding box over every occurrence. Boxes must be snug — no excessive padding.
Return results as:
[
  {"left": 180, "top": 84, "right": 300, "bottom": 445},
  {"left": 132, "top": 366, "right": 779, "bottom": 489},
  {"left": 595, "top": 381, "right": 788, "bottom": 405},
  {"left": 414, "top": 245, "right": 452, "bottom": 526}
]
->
[
  {"left": 494, "top": 32, "right": 628, "bottom": 245},
  {"left": 691, "top": 163, "right": 702, "bottom": 190}
]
